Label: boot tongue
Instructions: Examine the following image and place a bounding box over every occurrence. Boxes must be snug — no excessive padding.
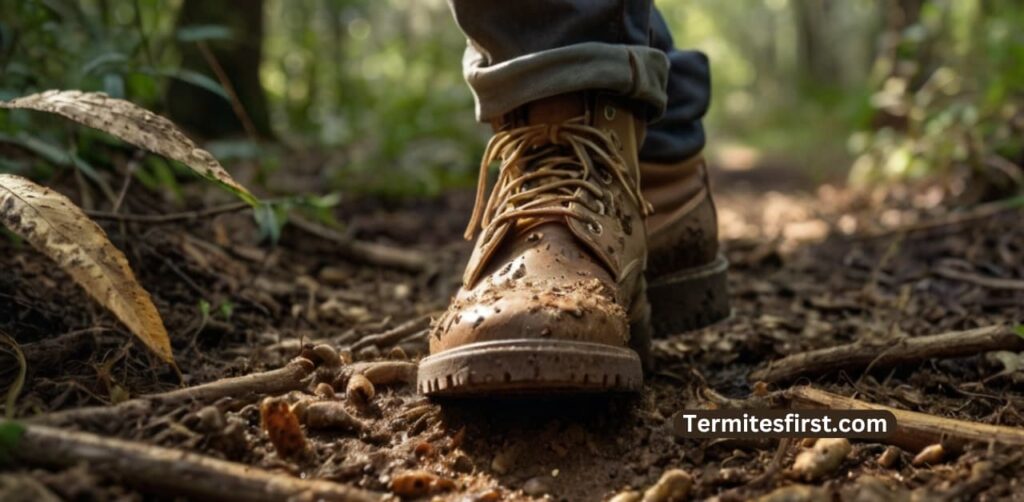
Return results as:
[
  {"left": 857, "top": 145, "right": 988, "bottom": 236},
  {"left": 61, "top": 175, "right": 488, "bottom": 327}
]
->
[
  {"left": 463, "top": 94, "right": 638, "bottom": 287},
  {"left": 523, "top": 94, "right": 587, "bottom": 127}
]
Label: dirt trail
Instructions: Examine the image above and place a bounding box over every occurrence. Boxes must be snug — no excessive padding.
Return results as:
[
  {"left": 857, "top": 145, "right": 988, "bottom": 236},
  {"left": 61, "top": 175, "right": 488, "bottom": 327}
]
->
[{"left": 1, "top": 166, "right": 1023, "bottom": 500}]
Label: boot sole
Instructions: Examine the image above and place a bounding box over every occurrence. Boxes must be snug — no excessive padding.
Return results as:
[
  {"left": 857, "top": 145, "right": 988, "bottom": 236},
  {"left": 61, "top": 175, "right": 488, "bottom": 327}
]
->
[
  {"left": 647, "top": 253, "right": 730, "bottom": 336},
  {"left": 417, "top": 339, "right": 642, "bottom": 397}
]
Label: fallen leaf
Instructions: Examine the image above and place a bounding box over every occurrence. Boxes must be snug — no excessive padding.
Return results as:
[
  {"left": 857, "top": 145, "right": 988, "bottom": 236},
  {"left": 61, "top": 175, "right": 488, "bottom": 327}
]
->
[
  {"left": 0, "top": 175, "right": 173, "bottom": 363},
  {"left": 390, "top": 470, "right": 455, "bottom": 498},
  {"left": 987, "top": 350, "right": 1024, "bottom": 377},
  {"left": 0, "top": 90, "right": 257, "bottom": 205},
  {"left": 260, "top": 397, "right": 307, "bottom": 458}
]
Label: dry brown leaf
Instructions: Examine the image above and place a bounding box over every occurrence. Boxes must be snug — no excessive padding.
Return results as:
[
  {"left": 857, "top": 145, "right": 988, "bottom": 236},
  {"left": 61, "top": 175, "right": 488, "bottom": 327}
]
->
[
  {"left": 0, "top": 90, "right": 256, "bottom": 205},
  {"left": 0, "top": 174, "right": 173, "bottom": 363},
  {"left": 390, "top": 470, "right": 455, "bottom": 498},
  {"left": 259, "top": 397, "right": 307, "bottom": 458}
]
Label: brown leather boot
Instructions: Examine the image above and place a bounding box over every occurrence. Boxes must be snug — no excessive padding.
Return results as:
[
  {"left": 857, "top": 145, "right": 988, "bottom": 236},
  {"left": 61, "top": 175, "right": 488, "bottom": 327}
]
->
[
  {"left": 418, "top": 93, "right": 653, "bottom": 396},
  {"left": 642, "top": 155, "right": 730, "bottom": 335}
]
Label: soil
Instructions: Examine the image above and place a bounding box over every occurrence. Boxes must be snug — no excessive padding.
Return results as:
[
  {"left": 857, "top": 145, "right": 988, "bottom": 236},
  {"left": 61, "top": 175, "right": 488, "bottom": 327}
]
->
[{"left": 1, "top": 162, "right": 1023, "bottom": 501}]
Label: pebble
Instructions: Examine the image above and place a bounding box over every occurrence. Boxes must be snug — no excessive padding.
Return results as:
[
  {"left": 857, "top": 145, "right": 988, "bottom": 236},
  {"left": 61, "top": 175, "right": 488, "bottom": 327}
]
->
[
  {"left": 523, "top": 476, "right": 553, "bottom": 497},
  {"left": 840, "top": 476, "right": 909, "bottom": 502},
  {"left": 791, "top": 438, "right": 851, "bottom": 480},
  {"left": 314, "top": 382, "right": 335, "bottom": 399},
  {"left": 911, "top": 443, "right": 945, "bottom": 466},
  {"left": 491, "top": 445, "right": 520, "bottom": 474},
  {"left": 877, "top": 445, "right": 901, "bottom": 468},
  {"left": 609, "top": 490, "right": 642, "bottom": 502},
  {"left": 642, "top": 469, "right": 692, "bottom": 502},
  {"left": 195, "top": 405, "right": 225, "bottom": 431},
  {"left": 451, "top": 453, "right": 474, "bottom": 473},
  {"left": 757, "top": 484, "right": 829, "bottom": 502},
  {"left": 312, "top": 344, "right": 340, "bottom": 367},
  {"left": 346, "top": 373, "right": 375, "bottom": 405}
]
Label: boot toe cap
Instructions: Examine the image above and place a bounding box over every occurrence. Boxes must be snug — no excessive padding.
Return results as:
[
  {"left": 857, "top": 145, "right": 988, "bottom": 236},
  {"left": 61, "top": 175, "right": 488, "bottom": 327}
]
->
[{"left": 430, "top": 279, "right": 629, "bottom": 353}]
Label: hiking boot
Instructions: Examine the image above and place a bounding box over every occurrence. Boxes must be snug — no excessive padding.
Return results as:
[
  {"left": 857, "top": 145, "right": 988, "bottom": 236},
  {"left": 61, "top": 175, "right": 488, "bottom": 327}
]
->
[
  {"left": 642, "top": 155, "right": 730, "bottom": 335},
  {"left": 418, "top": 93, "right": 653, "bottom": 396}
]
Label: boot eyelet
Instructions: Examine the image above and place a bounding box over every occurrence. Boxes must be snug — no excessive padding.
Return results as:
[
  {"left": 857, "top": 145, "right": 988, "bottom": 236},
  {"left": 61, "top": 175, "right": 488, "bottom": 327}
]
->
[
  {"left": 603, "top": 105, "right": 616, "bottom": 121},
  {"left": 597, "top": 168, "right": 613, "bottom": 185},
  {"left": 587, "top": 220, "right": 603, "bottom": 235},
  {"left": 608, "top": 131, "right": 622, "bottom": 150}
]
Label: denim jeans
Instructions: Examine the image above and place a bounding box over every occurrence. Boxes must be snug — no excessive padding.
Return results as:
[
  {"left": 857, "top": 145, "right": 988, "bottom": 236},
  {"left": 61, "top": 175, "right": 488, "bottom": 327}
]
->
[{"left": 448, "top": 0, "right": 710, "bottom": 163}]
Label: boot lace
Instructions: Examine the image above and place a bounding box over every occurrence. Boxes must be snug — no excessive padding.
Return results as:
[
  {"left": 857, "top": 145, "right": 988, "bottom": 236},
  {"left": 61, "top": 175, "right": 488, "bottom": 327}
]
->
[{"left": 464, "top": 115, "right": 652, "bottom": 241}]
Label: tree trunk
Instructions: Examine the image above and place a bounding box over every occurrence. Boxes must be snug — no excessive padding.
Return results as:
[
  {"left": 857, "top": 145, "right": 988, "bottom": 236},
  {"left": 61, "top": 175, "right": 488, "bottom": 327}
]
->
[{"left": 166, "top": 0, "right": 273, "bottom": 139}]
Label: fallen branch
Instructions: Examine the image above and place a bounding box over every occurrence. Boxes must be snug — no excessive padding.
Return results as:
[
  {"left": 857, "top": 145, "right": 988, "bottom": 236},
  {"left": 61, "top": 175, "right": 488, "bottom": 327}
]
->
[
  {"left": 751, "top": 325, "right": 1023, "bottom": 384},
  {"left": 4, "top": 421, "right": 382, "bottom": 502},
  {"left": 289, "top": 215, "right": 430, "bottom": 273},
  {"left": 351, "top": 314, "right": 433, "bottom": 351},
  {"left": 34, "top": 358, "right": 315, "bottom": 426},
  {"left": 787, "top": 386, "right": 1024, "bottom": 451}
]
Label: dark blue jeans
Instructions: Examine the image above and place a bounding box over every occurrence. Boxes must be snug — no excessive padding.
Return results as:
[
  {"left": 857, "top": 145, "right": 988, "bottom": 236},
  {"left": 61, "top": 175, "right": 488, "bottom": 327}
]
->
[{"left": 449, "top": 0, "right": 710, "bottom": 163}]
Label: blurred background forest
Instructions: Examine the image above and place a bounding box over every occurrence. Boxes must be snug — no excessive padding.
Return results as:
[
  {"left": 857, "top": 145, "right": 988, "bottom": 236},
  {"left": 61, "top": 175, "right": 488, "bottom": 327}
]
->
[{"left": 1, "top": 0, "right": 1022, "bottom": 201}]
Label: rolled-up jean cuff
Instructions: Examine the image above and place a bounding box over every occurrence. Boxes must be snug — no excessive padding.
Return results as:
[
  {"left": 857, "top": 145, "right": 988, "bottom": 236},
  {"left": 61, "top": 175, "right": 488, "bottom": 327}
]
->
[{"left": 463, "top": 42, "right": 670, "bottom": 122}]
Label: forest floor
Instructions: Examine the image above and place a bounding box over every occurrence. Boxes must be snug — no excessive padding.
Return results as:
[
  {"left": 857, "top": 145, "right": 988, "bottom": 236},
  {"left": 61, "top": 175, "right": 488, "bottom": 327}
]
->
[{"left": 2, "top": 161, "right": 1023, "bottom": 501}]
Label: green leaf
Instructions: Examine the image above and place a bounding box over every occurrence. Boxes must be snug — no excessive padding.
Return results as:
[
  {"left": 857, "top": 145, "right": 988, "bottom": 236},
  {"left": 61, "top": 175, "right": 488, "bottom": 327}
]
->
[
  {"left": 0, "top": 132, "right": 117, "bottom": 202},
  {"left": 103, "top": 73, "right": 126, "bottom": 98},
  {"left": 139, "top": 67, "right": 229, "bottom": 100},
  {"left": 176, "top": 24, "right": 233, "bottom": 43},
  {"left": 0, "top": 91, "right": 259, "bottom": 206},
  {"left": 0, "top": 421, "right": 25, "bottom": 462},
  {"left": 81, "top": 52, "right": 128, "bottom": 76},
  {"left": 1015, "top": 326, "right": 1024, "bottom": 339},
  {"left": 254, "top": 202, "right": 289, "bottom": 244},
  {"left": 219, "top": 301, "right": 234, "bottom": 321},
  {"left": 198, "top": 299, "right": 211, "bottom": 319}
]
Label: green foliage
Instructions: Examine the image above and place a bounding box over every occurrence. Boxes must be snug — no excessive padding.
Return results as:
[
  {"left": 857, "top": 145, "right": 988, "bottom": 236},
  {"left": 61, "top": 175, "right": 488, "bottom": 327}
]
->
[
  {"left": 0, "top": 421, "right": 25, "bottom": 462},
  {"left": 1, "top": 0, "right": 1020, "bottom": 196},
  {"left": 261, "top": 0, "right": 485, "bottom": 196},
  {"left": 848, "top": 0, "right": 1024, "bottom": 186},
  {"left": 0, "top": 0, "right": 233, "bottom": 193}
]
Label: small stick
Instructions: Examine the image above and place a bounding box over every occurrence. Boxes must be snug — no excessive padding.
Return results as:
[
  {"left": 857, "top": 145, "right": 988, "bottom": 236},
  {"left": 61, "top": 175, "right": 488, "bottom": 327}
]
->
[
  {"left": 351, "top": 314, "right": 433, "bottom": 351},
  {"left": 851, "top": 196, "right": 1024, "bottom": 241},
  {"left": 5, "top": 421, "right": 382, "bottom": 502},
  {"left": 934, "top": 266, "right": 1024, "bottom": 291},
  {"left": 196, "top": 40, "right": 260, "bottom": 142},
  {"left": 289, "top": 215, "right": 430, "bottom": 273},
  {"left": 34, "top": 358, "right": 315, "bottom": 426},
  {"left": 751, "top": 325, "right": 1023, "bottom": 384},
  {"left": 786, "top": 386, "right": 1024, "bottom": 451},
  {"left": 86, "top": 201, "right": 252, "bottom": 224}
]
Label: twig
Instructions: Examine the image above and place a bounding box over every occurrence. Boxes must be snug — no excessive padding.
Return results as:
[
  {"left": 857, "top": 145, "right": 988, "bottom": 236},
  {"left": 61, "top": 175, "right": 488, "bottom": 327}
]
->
[
  {"left": 289, "top": 215, "right": 431, "bottom": 273},
  {"left": 933, "top": 266, "right": 1024, "bottom": 291},
  {"left": 86, "top": 201, "right": 252, "bottom": 224},
  {"left": 196, "top": 40, "right": 260, "bottom": 142},
  {"left": 8, "top": 327, "right": 106, "bottom": 369},
  {"left": 851, "top": 196, "right": 1024, "bottom": 241},
  {"left": 33, "top": 358, "right": 315, "bottom": 426},
  {"left": 5, "top": 421, "right": 383, "bottom": 502},
  {"left": 751, "top": 325, "right": 1023, "bottom": 384},
  {"left": 0, "top": 332, "right": 26, "bottom": 419},
  {"left": 351, "top": 314, "right": 434, "bottom": 351},
  {"left": 112, "top": 149, "right": 145, "bottom": 214},
  {"left": 787, "top": 386, "right": 1024, "bottom": 451}
]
